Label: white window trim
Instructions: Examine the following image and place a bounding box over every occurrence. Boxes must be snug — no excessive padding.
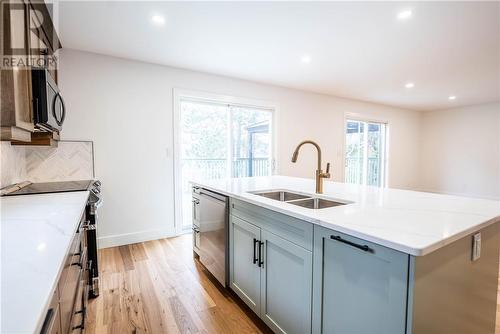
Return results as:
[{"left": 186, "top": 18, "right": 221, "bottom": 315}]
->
[
  {"left": 172, "top": 88, "right": 279, "bottom": 235},
  {"left": 342, "top": 112, "right": 390, "bottom": 188}
]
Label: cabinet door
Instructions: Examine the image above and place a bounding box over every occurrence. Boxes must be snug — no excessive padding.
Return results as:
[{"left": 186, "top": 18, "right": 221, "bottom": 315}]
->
[
  {"left": 229, "top": 215, "right": 261, "bottom": 314},
  {"left": 1, "top": 2, "right": 34, "bottom": 133},
  {"left": 260, "top": 230, "right": 312, "bottom": 334},
  {"left": 29, "top": 3, "right": 58, "bottom": 82},
  {"left": 312, "top": 226, "right": 408, "bottom": 334}
]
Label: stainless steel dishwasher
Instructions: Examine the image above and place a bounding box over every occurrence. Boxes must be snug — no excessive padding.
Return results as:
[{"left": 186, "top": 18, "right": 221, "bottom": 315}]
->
[{"left": 192, "top": 186, "right": 229, "bottom": 287}]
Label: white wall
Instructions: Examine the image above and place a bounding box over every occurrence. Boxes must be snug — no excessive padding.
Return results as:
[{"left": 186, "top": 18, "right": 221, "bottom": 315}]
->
[
  {"left": 419, "top": 102, "right": 500, "bottom": 200},
  {"left": 59, "top": 49, "right": 421, "bottom": 247}
]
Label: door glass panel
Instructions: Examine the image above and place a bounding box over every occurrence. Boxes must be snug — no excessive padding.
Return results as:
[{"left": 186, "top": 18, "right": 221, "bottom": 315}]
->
[
  {"left": 345, "top": 121, "right": 365, "bottom": 185},
  {"left": 180, "top": 100, "right": 229, "bottom": 230},
  {"left": 345, "top": 120, "right": 387, "bottom": 187},
  {"left": 231, "top": 106, "right": 272, "bottom": 177}
]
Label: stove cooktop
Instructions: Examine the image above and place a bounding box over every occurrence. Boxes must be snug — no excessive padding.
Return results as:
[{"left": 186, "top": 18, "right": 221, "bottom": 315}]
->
[{"left": 2, "top": 180, "right": 93, "bottom": 196}]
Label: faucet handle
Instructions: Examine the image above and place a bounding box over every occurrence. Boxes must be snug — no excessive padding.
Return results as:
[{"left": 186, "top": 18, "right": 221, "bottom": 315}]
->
[{"left": 321, "top": 162, "right": 331, "bottom": 179}]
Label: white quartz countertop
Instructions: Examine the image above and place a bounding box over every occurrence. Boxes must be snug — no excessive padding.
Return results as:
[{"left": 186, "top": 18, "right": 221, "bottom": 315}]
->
[
  {"left": 1, "top": 191, "right": 89, "bottom": 334},
  {"left": 192, "top": 176, "right": 500, "bottom": 256}
]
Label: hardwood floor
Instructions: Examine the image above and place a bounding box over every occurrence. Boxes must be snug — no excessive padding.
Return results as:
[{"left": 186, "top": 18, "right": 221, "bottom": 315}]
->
[
  {"left": 85, "top": 234, "right": 272, "bottom": 334},
  {"left": 86, "top": 234, "right": 500, "bottom": 334}
]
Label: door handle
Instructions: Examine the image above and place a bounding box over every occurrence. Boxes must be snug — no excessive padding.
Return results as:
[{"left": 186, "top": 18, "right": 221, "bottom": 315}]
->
[
  {"left": 258, "top": 241, "right": 264, "bottom": 267},
  {"left": 330, "top": 235, "right": 373, "bottom": 253},
  {"left": 253, "top": 238, "right": 258, "bottom": 264}
]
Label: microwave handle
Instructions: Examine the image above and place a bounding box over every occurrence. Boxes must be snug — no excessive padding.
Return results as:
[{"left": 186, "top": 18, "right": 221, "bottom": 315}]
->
[{"left": 52, "top": 92, "right": 66, "bottom": 126}]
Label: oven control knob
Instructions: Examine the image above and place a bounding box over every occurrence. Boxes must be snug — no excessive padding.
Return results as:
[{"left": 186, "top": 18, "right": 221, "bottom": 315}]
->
[
  {"left": 91, "top": 188, "right": 100, "bottom": 194},
  {"left": 93, "top": 180, "right": 101, "bottom": 187}
]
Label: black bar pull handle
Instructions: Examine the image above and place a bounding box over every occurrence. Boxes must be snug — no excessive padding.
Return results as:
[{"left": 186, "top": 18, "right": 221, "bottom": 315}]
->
[
  {"left": 330, "top": 235, "right": 374, "bottom": 253},
  {"left": 258, "top": 241, "right": 264, "bottom": 267},
  {"left": 253, "top": 238, "right": 258, "bottom": 264}
]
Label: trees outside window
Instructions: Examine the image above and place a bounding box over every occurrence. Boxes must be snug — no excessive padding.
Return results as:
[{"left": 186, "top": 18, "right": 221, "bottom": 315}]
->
[{"left": 345, "top": 119, "right": 387, "bottom": 187}]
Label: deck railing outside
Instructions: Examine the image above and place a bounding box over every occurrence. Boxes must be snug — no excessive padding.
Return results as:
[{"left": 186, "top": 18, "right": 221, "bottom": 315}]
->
[
  {"left": 181, "top": 157, "right": 270, "bottom": 182},
  {"left": 345, "top": 157, "right": 381, "bottom": 186},
  {"left": 180, "top": 157, "right": 270, "bottom": 229}
]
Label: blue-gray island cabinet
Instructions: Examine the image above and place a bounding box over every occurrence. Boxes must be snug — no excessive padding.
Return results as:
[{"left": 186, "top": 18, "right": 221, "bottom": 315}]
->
[
  {"left": 229, "top": 198, "right": 313, "bottom": 334},
  {"left": 312, "top": 226, "right": 409, "bottom": 334},
  {"left": 227, "top": 198, "right": 500, "bottom": 334}
]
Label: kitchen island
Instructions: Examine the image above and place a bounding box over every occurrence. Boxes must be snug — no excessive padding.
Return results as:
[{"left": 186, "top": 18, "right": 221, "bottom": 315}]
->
[{"left": 192, "top": 176, "right": 500, "bottom": 334}]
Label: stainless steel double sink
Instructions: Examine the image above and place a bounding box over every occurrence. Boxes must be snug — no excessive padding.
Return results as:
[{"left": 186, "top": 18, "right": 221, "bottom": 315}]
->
[{"left": 250, "top": 190, "right": 350, "bottom": 209}]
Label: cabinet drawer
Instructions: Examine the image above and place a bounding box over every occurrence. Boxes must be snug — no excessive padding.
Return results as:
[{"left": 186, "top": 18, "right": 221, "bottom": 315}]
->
[
  {"left": 59, "top": 256, "right": 82, "bottom": 333},
  {"left": 70, "top": 270, "right": 87, "bottom": 333},
  {"left": 58, "top": 220, "right": 86, "bottom": 333},
  {"left": 40, "top": 288, "right": 61, "bottom": 334},
  {"left": 59, "top": 221, "right": 83, "bottom": 288},
  {"left": 230, "top": 198, "right": 313, "bottom": 251}
]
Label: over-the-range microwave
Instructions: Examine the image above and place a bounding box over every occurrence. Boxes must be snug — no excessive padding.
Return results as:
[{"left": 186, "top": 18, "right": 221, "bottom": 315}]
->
[{"left": 31, "top": 68, "right": 66, "bottom": 132}]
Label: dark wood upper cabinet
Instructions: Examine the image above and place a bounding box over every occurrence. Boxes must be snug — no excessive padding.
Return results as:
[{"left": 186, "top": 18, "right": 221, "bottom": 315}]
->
[{"left": 1, "top": 0, "right": 62, "bottom": 144}]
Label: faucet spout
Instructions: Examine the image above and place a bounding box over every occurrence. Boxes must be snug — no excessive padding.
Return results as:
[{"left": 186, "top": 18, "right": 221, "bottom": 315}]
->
[
  {"left": 291, "top": 140, "right": 331, "bottom": 194},
  {"left": 291, "top": 140, "right": 322, "bottom": 170}
]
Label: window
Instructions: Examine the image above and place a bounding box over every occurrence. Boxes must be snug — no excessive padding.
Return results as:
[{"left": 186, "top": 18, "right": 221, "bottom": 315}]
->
[
  {"left": 177, "top": 97, "right": 274, "bottom": 231},
  {"left": 344, "top": 119, "right": 387, "bottom": 187}
]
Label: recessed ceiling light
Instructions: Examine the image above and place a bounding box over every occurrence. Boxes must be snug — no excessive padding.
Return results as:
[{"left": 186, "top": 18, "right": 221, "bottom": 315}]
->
[
  {"left": 301, "top": 55, "right": 311, "bottom": 64},
  {"left": 37, "top": 242, "right": 46, "bottom": 252},
  {"left": 448, "top": 95, "right": 457, "bottom": 100},
  {"left": 151, "top": 14, "right": 165, "bottom": 25},
  {"left": 397, "top": 10, "right": 413, "bottom": 20},
  {"left": 405, "top": 82, "right": 415, "bottom": 88}
]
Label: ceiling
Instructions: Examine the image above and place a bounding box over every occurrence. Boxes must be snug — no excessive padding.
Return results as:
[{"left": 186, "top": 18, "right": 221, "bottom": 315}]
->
[{"left": 57, "top": 1, "right": 500, "bottom": 111}]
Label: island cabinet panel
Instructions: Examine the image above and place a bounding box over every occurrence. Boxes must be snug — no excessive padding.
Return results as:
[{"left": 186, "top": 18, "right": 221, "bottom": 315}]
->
[
  {"left": 260, "top": 229, "right": 312, "bottom": 334},
  {"left": 408, "top": 222, "right": 500, "bottom": 334},
  {"left": 312, "top": 225, "right": 409, "bottom": 334},
  {"left": 229, "top": 215, "right": 262, "bottom": 314},
  {"left": 230, "top": 198, "right": 313, "bottom": 251},
  {"left": 229, "top": 201, "right": 314, "bottom": 334}
]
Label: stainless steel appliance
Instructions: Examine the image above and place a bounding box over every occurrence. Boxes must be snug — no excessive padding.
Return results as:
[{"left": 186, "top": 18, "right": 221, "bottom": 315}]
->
[
  {"left": 1, "top": 180, "right": 102, "bottom": 298},
  {"left": 85, "top": 181, "right": 102, "bottom": 298},
  {"left": 31, "top": 68, "right": 66, "bottom": 132},
  {"left": 192, "top": 186, "right": 228, "bottom": 287}
]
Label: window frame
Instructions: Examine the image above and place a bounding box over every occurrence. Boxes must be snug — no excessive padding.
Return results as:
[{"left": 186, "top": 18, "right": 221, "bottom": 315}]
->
[{"left": 342, "top": 113, "right": 389, "bottom": 188}]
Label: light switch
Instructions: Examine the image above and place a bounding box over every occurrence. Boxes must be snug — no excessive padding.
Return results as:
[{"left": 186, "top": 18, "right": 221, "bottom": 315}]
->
[{"left": 472, "top": 233, "right": 481, "bottom": 261}]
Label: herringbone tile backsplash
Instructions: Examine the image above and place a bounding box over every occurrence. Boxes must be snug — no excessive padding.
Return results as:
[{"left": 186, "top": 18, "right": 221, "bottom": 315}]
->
[
  {"left": 0, "top": 141, "right": 94, "bottom": 188},
  {"left": 25, "top": 141, "right": 94, "bottom": 182}
]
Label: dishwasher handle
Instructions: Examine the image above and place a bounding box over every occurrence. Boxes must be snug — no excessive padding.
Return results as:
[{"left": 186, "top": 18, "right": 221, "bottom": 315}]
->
[{"left": 199, "top": 189, "right": 227, "bottom": 203}]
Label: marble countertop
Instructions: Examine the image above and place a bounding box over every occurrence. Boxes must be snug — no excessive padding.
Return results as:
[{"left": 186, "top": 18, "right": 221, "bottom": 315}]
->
[
  {"left": 192, "top": 176, "right": 500, "bottom": 256},
  {"left": 1, "top": 191, "right": 89, "bottom": 334}
]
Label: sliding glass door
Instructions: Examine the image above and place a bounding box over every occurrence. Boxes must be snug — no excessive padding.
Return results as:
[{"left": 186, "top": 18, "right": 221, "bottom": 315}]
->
[
  {"left": 179, "top": 98, "right": 274, "bottom": 231},
  {"left": 344, "top": 119, "right": 387, "bottom": 187},
  {"left": 231, "top": 105, "right": 273, "bottom": 178}
]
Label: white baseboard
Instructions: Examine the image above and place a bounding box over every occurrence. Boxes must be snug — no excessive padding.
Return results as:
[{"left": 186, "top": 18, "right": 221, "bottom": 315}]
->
[{"left": 98, "top": 228, "right": 176, "bottom": 249}]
